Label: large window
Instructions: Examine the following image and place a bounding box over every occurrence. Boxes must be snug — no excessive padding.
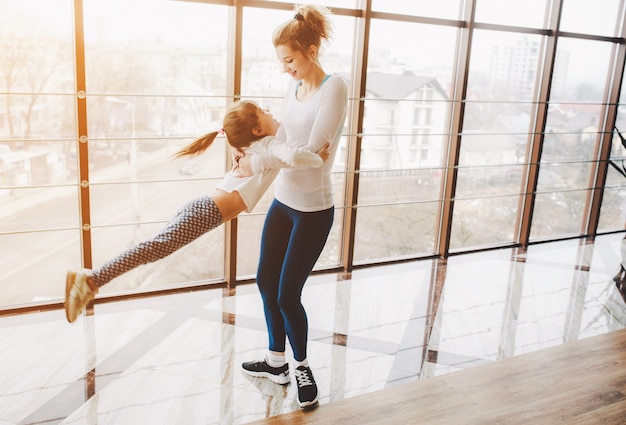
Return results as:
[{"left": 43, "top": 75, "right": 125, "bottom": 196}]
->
[
  {"left": 451, "top": 30, "right": 543, "bottom": 250},
  {"left": 1, "top": 0, "right": 625, "bottom": 310},
  {"left": 354, "top": 20, "right": 457, "bottom": 263},
  {"left": 531, "top": 38, "right": 614, "bottom": 240},
  {"left": 83, "top": 1, "right": 232, "bottom": 294}
]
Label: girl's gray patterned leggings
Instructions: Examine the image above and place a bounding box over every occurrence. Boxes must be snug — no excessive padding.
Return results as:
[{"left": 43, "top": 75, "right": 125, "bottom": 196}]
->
[{"left": 92, "top": 195, "right": 223, "bottom": 287}]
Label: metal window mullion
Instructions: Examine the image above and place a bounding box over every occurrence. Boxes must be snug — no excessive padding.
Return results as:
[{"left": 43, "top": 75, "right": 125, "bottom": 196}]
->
[
  {"left": 436, "top": 0, "right": 475, "bottom": 258},
  {"left": 341, "top": 1, "right": 370, "bottom": 273},
  {"left": 585, "top": 2, "right": 626, "bottom": 236},
  {"left": 518, "top": 0, "right": 563, "bottom": 246},
  {"left": 73, "top": 0, "right": 92, "bottom": 269},
  {"left": 224, "top": 1, "right": 244, "bottom": 288}
]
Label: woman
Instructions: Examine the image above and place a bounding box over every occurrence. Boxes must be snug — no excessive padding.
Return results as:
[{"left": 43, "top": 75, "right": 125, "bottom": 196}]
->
[
  {"left": 240, "top": 4, "right": 348, "bottom": 408},
  {"left": 64, "top": 100, "right": 329, "bottom": 323}
]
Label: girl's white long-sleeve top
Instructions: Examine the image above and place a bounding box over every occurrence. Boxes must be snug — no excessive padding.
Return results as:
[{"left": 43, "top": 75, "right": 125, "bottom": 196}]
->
[
  {"left": 249, "top": 74, "right": 348, "bottom": 212},
  {"left": 216, "top": 135, "right": 322, "bottom": 213}
]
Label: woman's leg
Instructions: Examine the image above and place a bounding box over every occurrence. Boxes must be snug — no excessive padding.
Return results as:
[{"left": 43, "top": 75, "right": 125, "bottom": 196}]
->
[
  {"left": 276, "top": 206, "right": 333, "bottom": 362},
  {"left": 255, "top": 200, "right": 333, "bottom": 359},
  {"left": 241, "top": 199, "right": 293, "bottom": 384},
  {"left": 92, "top": 195, "right": 223, "bottom": 287},
  {"left": 255, "top": 199, "right": 293, "bottom": 353}
]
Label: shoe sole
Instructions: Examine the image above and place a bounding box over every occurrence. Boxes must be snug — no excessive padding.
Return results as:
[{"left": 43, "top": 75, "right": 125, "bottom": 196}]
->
[
  {"left": 242, "top": 369, "right": 290, "bottom": 385},
  {"left": 65, "top": 271, "right": 77, "bottom": 323},
  {"left": 297, "top": 397, "right": 319, "bottom": 408}
]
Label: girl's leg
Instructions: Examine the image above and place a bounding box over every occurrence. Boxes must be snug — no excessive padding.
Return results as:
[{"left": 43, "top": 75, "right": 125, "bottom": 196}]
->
[
  {"left": 92, "top": 195, "right": 223, "bottom": 287},
  {"left": 66, "top": 195, "right": 223, "bottom": 323}
]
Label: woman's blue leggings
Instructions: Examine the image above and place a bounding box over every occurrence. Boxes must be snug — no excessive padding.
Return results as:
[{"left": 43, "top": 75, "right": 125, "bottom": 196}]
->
[{"left": 256, "top": 199, "right": 334, "bottom": 362}]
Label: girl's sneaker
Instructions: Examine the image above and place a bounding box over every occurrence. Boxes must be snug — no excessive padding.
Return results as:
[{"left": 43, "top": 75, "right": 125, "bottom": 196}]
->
[{"left": 65, "top": 269, "right": 98, "bottom": 323}]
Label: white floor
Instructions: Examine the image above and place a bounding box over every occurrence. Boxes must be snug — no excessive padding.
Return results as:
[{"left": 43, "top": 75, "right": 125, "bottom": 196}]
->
[{"left": 1, "top": 234, "right": 625, "bottom": 425}]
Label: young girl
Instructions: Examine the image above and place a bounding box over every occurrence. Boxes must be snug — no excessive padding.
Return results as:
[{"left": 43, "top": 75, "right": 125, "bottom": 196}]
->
[{"left": 65, "top": 100, "right": 329, "bottom": 323}]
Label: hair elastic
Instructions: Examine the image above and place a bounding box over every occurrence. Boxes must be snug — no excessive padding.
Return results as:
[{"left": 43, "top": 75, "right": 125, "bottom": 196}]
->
[
  {"left": 217, "top": 128, "right": 225, "bottom": 135},
  {"left": 294, "top": 12, "right": 304, "bottom": 21}
]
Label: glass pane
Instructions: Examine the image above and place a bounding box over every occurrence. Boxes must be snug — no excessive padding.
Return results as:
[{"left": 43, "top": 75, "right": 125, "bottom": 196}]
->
[
  {"left": 88, "top": 95, "right": 227, "bottom": 140},
  {"left": 354, "top": 20, "right": 457, "bottom": 261},
  {"left": 543, "top": 105, "right": 603, "bottom": 162},
  {"left": 83, "top": 1, "right": 228, "bottom": 95},
  {"left": 88, "top": 138, "right": 226, "bottom": 185},
  {"left": 537, "top": 162, "right": 592, "bottom": 191},
  {"left": 0, "top": 139, "right": 76, "bottom": 185},
  {"left": 358, "top": 167, "right": 441, "bottom": 205},
  {"left": 0, "top": 229, "right": 82, "bottom": 305},
  {"left": 598, "top": 131, "right": 626, "bottom": 232},
  {"left": 371, "top": 0, "right": 463, "bottom": 20},
  {"left": 550, "top": 38, "right": 612, "bottom": 103},
  {"left": 0, "top": 186, "right": 79, "bottom": 233},
  {"left": 597, "top": 186, "right": 626, "bottom": 232},
  {"left": 560, "top": 0, "right": 622, "bottom": 37},
  {"left": 262, "top": 0, "right": 359, "bottom": 8},
  {"left": 354, "top": 202, "right": 439, "bottom": 263},
  {"left": 368, "top": 20, "right": 457, "bottom": 94},
  {"left": 242, "top": 8, "right": 292, "bottom": 104},
  {"left": 0, "top": 94, "right": 76, "bottom": 142},
  {"left": 0, "top": 0, "right": 75, "bottom": 94},
  {"left": 237, "top": 213, "right": 265, "bottom": 277},
  {"left": 452, "top": 31, "right": 543, "bottom": 249},
  {"left": 468, "top": 30, "right": 543, "bottom": 101},
  {"left": 0, "top": 0, "right": 78, "bottom": 307},
  {"left": 531, "top": 38, "right": 613, "bottom": 241},
  {"left": 531, "top": 190, "right": 589, "bottom": 239},
  {"left": 450, "top": 196, "right": 519, "bottom": 249},
  {"left": 475, "top": 0, "right": 549, "bottom": 28},
  {"left": 455, "top": 164, "right": 525, "bottom": 198}
]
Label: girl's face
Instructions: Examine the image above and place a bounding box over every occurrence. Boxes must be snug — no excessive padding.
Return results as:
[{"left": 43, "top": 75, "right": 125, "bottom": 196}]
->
[
  {"left": 256, "top": 108, "right": 280, "bottom": 136},
  {"left": 275, "top": 44, "right": 315, "bottom": 81}
]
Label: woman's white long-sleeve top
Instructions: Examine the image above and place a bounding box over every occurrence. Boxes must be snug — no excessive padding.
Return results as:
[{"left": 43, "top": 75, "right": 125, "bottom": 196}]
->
[
  {"left": 216, "top": 135, "right": 322, "bottom": 212},
  {"left": 249, "top": 74, "right": 348, "bottom": 212}
]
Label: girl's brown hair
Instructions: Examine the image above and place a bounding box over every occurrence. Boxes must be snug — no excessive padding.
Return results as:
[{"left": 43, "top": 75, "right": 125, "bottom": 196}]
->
[
  {"left": 174, "top": 100, "right": 264, "bottom": 158},
  {"left": 272, "top": 4, "right": 333, "bottom": 54}
]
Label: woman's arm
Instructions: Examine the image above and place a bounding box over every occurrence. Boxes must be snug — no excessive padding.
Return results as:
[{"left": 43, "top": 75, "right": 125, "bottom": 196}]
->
[
  {"left": 244, "top": 78, "right": 346, "bottom": 174},
  {"left": 304, "top": 77, "right": 348, "bottom": 153}
]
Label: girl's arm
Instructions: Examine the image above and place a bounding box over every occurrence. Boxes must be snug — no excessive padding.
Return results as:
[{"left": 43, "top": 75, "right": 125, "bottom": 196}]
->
[
  {"left": 249, "top": 137, "right": 324, "bottom": 173},
  {"left": 236, "top": 137, "right": 326, "bottom": 176}
]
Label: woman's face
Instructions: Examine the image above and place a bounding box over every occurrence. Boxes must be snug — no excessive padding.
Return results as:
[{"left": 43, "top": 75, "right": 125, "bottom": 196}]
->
[{"left": 275, "top": 44, "right": 314, "bottom": 81}]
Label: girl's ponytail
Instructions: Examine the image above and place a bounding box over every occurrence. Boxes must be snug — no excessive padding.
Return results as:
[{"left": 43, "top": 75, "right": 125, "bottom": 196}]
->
[{"left": 174, "top": 131, "right": 218, "bottom": 158}]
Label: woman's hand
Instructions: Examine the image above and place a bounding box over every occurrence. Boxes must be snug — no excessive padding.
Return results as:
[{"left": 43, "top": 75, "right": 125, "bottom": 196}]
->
[
  {"left": 317, "top": 143, "right": 331, "bottom": 161},
  {"left": 232, "top": 150, "right": 253, "bottom": 177}
]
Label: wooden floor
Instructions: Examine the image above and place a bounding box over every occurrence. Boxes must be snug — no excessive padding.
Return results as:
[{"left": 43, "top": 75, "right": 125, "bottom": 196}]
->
[{"left": 246, "top": 328, "right": 626, "bottom": 425}]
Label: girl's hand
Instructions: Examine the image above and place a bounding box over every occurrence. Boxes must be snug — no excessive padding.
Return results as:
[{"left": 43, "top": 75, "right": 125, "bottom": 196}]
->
[
  {"left": 232, "top": 150, "right": 253, "bottom": 177},
  {"left": 317, "top": 143, "right": 330, "bottom": 161}
]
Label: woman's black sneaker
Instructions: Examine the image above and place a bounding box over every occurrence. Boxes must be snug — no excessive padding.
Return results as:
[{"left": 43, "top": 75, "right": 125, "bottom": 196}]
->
[
  {"left": 294, "top": 366, "right": 318, "bottom": 407},
  {"left": 241, "top": 359, "right": 290, "bottom": 384}
]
